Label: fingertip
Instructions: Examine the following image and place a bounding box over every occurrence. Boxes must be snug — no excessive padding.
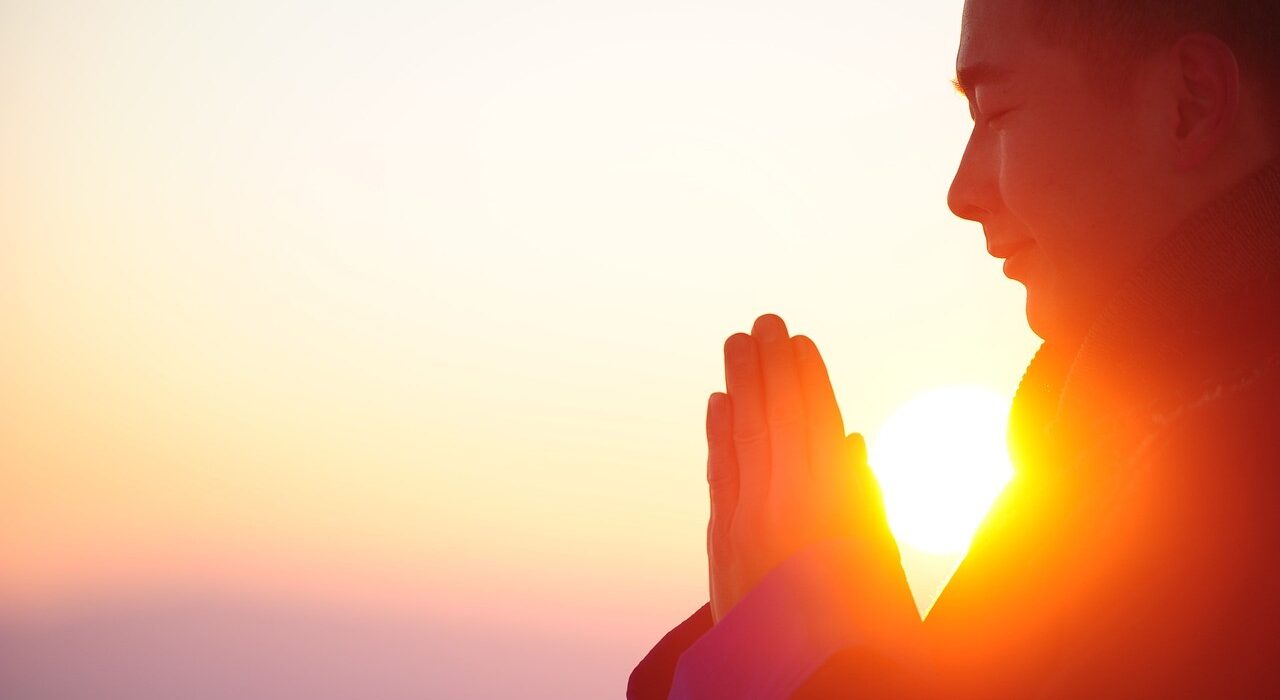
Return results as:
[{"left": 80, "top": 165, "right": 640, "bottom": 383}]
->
[
  {"left": 846, "top": 432, "right": 868, "bottom": 463},
  {"left": 752, "top": 313, "right": 788, "bottom": 340},
  {"left": 724, "top": 332, "right": 752, "bottom": 356}
]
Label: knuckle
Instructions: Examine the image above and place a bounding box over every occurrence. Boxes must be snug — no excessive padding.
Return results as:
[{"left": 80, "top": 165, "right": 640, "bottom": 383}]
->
[
  {"left": 707, "top": 471, "right": 738, "bottom": 490},
  {"left": 766, "top": 410, "right": 803, "bottom": 429},
  {"left": 733, "top": 426, "right": 770, "bottom": 446}
]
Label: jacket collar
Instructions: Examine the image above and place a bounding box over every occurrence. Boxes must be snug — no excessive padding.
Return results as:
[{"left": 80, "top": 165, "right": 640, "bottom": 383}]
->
[{"left": 1008, "top": 158, "right": 1280, "bottom": 472}]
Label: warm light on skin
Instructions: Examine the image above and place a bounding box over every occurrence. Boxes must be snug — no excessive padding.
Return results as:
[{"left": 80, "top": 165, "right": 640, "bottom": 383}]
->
[{"left": 870, "top": 386, "right": 1014, "bottom": 555}]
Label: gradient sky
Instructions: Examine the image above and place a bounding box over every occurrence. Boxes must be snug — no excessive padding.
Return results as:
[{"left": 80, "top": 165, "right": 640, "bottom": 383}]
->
[{"left": 0, "top": 1, "right": 1040, "bottom": 697}]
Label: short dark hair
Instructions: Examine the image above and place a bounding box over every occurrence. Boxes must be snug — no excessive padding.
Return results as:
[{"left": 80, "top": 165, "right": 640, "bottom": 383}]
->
[{"left": 1025, "top": 1, "right": 1280, "bottom": 114}]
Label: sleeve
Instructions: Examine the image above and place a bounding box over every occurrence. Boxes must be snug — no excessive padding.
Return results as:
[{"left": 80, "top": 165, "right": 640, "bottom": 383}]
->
[
  {"left": 627, "top": 603, "right": 714, "bottom": 700},
  {"left": 667, "top": 537, "right": 928, "bottom": 700}
]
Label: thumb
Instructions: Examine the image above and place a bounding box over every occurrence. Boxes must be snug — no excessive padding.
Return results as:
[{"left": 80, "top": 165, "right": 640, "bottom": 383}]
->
[
  {"left": 846, "top": 432, "right": 893, "bottom": 535},
  {"left": 845, "top": 432, "right": 868, "bottom": 467}
]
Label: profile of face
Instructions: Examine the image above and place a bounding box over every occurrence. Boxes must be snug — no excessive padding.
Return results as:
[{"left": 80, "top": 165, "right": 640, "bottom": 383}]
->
[{"left": 946, "top": 0, "right": 1238, "bottom": 345}]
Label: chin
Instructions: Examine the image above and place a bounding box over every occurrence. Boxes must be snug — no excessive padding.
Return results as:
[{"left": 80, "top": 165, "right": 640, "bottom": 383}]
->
[
  {"left": 1023, "top": 287, "right": 1054, "bottom": 342},
  {"left": 1024, "top": 291, "right": 1085, "bottom": 347}
]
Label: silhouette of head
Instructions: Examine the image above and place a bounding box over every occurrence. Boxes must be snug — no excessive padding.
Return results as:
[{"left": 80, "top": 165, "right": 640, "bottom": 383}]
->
[{"left": 947, "top": 0, "right": 1280, "bottom": 346}]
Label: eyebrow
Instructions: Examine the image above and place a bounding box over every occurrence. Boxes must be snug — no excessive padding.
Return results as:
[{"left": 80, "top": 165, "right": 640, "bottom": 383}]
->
[{"left": 952, "top": 62, "right": 1014, "bottom": 98}]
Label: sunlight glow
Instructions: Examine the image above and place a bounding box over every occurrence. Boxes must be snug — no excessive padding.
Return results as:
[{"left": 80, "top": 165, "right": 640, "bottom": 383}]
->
[
  {"left": 0, "top": 1, "right": 1032, "bottom": 695},
  {"left": 870, "top": 386, "right": 1015, "bottom": 555}
]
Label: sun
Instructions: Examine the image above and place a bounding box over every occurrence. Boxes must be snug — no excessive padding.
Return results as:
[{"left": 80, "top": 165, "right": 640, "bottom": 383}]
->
[{"left": 868, "top": 386, "right": 1015, "bottom": 555}]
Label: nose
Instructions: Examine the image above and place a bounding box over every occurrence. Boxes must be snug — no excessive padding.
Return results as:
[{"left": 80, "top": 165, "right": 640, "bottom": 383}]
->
[{"left": 947, "top": 128, "right": 996, "bottom": 223}]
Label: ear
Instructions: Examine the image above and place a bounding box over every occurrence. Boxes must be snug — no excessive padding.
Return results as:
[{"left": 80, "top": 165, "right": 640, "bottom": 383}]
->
[{"left": 1168, "top": 33, "right": 1241, "bottom": 170}]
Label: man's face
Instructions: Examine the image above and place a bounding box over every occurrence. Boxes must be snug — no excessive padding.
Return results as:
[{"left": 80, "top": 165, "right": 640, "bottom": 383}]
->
[{"left": 948, "top": 0, "right": 1171, "bottom": 345}]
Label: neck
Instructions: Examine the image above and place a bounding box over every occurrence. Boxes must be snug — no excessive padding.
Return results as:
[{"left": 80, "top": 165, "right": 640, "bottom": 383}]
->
[{"left": 1009, "top": 155, "right": 1280, "bottom": 471}]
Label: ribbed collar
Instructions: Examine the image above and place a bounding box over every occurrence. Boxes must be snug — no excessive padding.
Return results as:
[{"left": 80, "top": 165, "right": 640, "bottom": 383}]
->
[{"left": 1007, "top": 158, "right": 1280, "bottom": 473}]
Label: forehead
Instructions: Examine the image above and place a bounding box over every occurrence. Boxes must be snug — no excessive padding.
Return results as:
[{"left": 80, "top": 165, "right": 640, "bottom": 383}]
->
[{"left": 958, "top": 0, "right": 1034, "bottom": 68}]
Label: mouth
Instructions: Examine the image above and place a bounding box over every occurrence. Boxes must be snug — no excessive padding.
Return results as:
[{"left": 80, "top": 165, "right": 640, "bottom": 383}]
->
[
  {"left": 1001, "top": 243, "right": 1035, "bottom": 280},
  {"left": 988, "top": 238, "right": 1034, "bottom": 260}
]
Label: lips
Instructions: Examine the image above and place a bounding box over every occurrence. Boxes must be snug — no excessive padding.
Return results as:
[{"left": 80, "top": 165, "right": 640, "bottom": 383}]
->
[
  {"left": 988, "top": 239, "right": 1033, "bottom": 260},
  {"left": 1002, "top": 243, "right": 1035, "bottom": 280}
]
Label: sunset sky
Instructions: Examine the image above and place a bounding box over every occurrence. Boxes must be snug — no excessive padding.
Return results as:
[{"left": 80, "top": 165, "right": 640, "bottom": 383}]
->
[{"left": 0, "top": 1, "right": 1040, "bottom": 696}]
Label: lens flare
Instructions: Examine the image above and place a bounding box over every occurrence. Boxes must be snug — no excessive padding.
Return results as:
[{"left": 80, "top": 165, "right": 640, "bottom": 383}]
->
[{"left": 870, "top": 386, "right": 1014, "bottom": 554}]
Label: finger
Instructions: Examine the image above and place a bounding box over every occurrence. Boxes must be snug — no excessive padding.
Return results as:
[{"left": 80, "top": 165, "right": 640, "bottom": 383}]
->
[
  {"left": 847, "top": 432, "right": 891, "bottom": 535},
  {"left": 706, "top": 392, "right": 739, "bottom": 546},
  {"left": 752, "top": 314, "right": 807, "bottom": 488},
  {"left": 792, "top": 335, "right": 846, "bottom": 478},
  {"left": 724, "top": 332, "right": 770, "bottom": 509},
  {"left": 847, "top": 431, "right": 868, "bottom": 466}
]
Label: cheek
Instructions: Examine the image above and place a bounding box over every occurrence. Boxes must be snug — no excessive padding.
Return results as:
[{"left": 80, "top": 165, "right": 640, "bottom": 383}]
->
[
  {"left": 995, "top": 131, "right": 1076, "bottom": 275},
  {"left": 998, "top": 112, "right": 1105, "bottom": 213},
  {"left": 996, "top": 112, "right": 1131, "bottom": 280}
]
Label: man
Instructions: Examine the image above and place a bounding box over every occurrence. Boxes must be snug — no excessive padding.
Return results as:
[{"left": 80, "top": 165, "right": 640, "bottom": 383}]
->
[{"left": 628, "top": 0, "right": 1280, "bottom": 697}]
